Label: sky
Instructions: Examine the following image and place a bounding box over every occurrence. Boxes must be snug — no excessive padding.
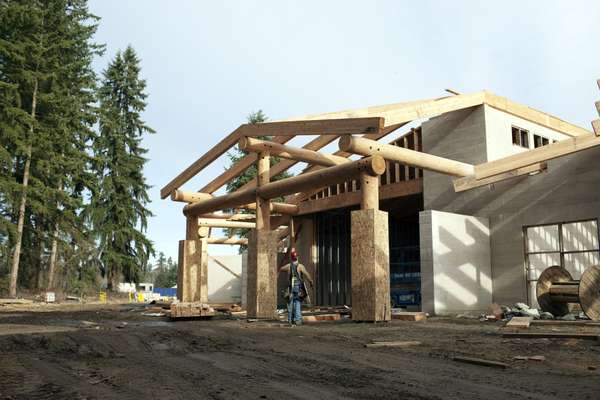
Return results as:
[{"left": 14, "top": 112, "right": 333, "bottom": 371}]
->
[{"left": 88, "top": 0, "right": 600, "bottom": 262}]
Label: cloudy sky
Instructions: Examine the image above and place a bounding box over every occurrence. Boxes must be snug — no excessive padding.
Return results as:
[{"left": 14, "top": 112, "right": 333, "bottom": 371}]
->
[{"left": 89, "top": 0, "right": 600, "bottom": 261}]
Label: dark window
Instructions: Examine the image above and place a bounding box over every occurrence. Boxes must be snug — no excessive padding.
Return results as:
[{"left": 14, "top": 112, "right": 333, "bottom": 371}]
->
[
  {"left": 512, "top": 126, "right": 530, "bottom": 148},
  {"left": 533, "top": 134, "right": 549, "bottom": 148}
]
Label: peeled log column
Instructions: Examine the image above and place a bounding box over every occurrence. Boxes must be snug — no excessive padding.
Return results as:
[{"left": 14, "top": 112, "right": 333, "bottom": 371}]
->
[
  {"left": 360, "top": 172, "right": 379, "bottom": 210},
  {"left": 256, "top": 152, "right": 270, "bottom": 230},
  {"left": 239, "top": 136, "right": 349, "bottom": 167},
  {"left": 339, "top": 135, "right": 474, "bottom": 177}
]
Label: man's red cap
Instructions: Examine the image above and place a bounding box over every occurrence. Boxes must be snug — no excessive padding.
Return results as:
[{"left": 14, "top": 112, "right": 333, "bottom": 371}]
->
[{"left": 290, "top": 250, "right": 298, "bottom": 261}]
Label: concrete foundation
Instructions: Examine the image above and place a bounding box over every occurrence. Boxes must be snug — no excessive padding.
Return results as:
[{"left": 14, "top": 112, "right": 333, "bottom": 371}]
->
[
  {"left": 177, "top": 239, "right": 208, "bottom": 303},
  {"left": 246, "top": 229, "right": 278, "bottom": 319},
  {"left": 351, "top": 209, "right": 390, "bottom": 322}
]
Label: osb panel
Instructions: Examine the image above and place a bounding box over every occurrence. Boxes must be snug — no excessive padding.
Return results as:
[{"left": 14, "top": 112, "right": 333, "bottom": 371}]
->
[
  {"left": 177, "top": 239, "right": 208, "bottom": 303},
  {"left": 351, "top": 209, "right": 390, "bottom": 322},
  {"left": 246, "top": 229, "right": 279, "bottom": 319}
]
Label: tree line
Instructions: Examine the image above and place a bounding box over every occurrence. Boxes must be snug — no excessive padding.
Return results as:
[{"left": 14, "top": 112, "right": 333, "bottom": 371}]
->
[{"left": 0, "top": 0, "right": 154, "bottom": 297}]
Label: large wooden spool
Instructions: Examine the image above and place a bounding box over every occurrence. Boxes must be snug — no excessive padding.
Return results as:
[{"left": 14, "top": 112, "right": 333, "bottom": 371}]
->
[{"left": 536, "top": 265, "right": 600, "bottom": 320}]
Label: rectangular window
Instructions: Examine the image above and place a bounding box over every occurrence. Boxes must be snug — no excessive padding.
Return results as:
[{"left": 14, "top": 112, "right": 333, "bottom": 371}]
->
[
  {"left": 512, "top": 126, "right": 530, "bottom": 148},
  {"left": 524, "top": 220, "right": 600, "bottom": 306},
  {"left": 533, "top": 134, "right": 550, "bottom": 148}
]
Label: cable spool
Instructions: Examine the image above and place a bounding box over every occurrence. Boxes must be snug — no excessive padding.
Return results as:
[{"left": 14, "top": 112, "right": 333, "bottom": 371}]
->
[{"left": 536, "top": 265, "right": 600, "bottom": 320}]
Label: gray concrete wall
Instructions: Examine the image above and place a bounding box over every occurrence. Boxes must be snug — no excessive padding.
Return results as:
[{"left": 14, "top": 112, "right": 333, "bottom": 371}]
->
[
  {"left": 208, "top": 254, "right": 243, "bottom": 304},
  {"left": 420, "top": 210, "right": 492, "bottom": 315},
  {"left": 421, "top": 105, "right": 600, "bottom": 306}
]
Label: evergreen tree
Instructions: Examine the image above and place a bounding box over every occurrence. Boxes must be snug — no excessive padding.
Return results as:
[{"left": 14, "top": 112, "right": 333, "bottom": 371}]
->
[
  {"left": 0, "top": 0, "right": 102, "bottom": 296},
  {"left": 91, "top": 46, "right": 154, "bottom": 290},
  {"left": 224, "top": 110, "right": 292, "bottom": 251}
]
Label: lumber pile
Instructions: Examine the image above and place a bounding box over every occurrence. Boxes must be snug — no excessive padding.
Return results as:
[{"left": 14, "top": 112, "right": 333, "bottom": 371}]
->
[
  {"left": 303, "top": 313, "right": 341, "bottom": 323},
  {"left": 170, "top": 302, "right": 215, "bottom": 319},
  {"left": 391, "top": 311, "right": 427, "bottom": 321}
]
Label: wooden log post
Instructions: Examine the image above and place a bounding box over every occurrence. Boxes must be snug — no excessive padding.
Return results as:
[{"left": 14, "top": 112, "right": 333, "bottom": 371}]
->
[
  {"left": 351, "top": 170, "right": 391, "bottom": 322},
  {"left": 177, "top": 217, "right": 208, "bottom": 303},
  {"left": 247, "top": 152, "right": 278, "bottom": 319}
]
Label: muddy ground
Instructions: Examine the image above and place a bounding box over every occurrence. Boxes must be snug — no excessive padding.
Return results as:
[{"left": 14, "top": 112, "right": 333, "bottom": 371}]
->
[{"left": 0, "top": 304, "right": 599, "bottom": 400}]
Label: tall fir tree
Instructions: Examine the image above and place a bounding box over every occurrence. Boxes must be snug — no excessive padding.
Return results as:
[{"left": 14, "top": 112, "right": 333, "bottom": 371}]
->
[
  {"left": 91, "top": 46, "right": 154, "bottom": 290},
  {"left": 0, "top": 0, "right": 102, "bottom": 296}
]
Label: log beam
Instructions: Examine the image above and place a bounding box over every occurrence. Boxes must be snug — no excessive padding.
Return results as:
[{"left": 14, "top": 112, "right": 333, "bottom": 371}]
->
[
  {"left": 339, "top": 136, "right": 474, "bottom": 177},
  {"left": 207, "top": 237, "right": 248, "bottom": 245},
  {"left": 197, "top": 219, "right": 256, "bottom": 229},
  {"left": 172, "top": 190, "right": 213, "bottom": 203},
  {"left": 183, "top": 156, "right": 386, "bottom": 217},
  {"left": 241, "top": 202, "right": 299, "bottom": 215},
  {"left": 239, "top": 137, "right": 349, "bottom": 167}
]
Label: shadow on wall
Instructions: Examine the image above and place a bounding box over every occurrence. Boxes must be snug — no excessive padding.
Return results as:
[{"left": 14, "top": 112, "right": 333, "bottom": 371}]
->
[
  {"left": 429, "top": 213, "right": 493, "bottom": 314},
  {"left": 207, "top": 255, "right": 243, "bottom": 304}
]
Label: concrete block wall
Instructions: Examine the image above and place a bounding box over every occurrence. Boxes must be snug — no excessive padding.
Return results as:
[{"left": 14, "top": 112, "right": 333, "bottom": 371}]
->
[
  {"left": 420, "top": 210, "right": 492, "bottom": 315},
  {"left": 421, "top": 104, "right": 600, "bottom": 306},
  {"left": 208, "top": 255, "right": 243, "bottom": 304}
]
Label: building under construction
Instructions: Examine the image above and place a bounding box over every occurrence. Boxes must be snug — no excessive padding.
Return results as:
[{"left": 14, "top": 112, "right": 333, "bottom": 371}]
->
[{"left": 162, "top": 87, "right": 600, "bottom": 321}]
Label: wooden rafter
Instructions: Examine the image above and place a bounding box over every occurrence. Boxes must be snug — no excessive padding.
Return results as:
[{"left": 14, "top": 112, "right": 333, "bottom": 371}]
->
[
  {"left": 242, "top": 117, "right": 384, "bottom": 137},
  {"left": 453, "top": 163, "right": 547, "bottom": 192},
  {"left": 239, "top": 137, "right": 349, "bottom": 167},
  {"left": 160, "top": 126, "right": 243, "bottom": 199},
  {"left": 162, "top": 90, "right": 588, "bottom": 200},
  {"left": 475, "top": 133, "right": 600, "bottom": 180}
]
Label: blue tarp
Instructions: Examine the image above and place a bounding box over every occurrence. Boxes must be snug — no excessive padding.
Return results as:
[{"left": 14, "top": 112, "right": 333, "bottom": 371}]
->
[{"left": 153, "top": 287, "right": 177, "bottom": 297}]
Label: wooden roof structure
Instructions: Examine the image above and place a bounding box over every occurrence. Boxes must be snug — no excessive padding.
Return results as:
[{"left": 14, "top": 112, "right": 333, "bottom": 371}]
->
[{"left": 162, "top": 87, "right": 599, "bottom": 243}]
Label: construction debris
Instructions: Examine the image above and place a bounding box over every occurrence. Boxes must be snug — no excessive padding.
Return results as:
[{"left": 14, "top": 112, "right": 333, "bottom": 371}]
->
[
  {"left": 365, "top": 340, "right": 421, "bottom": 348},
  {"left": 513, "top": 355, "right": 546, "bottom": 362},
  {"left": 303, "top": 313, "right": 341, "bottom": 323},
  {"left": 170, "top": 302, "right": 215, "bottom": 319},
  {"left": 502, "top": 332, "right": 599, "bottom": 340},
  {"left": 0, "top": 298, "right": 33, "bottom": 305},
  {"left": 391, "top": 311, "right": 427, "bottom": 321},
  {"left": 452, "top": 356, "right": 509, "bottom": 369},
  {"left": 505, "top": 316, "right": 533, "bottom": 328}
]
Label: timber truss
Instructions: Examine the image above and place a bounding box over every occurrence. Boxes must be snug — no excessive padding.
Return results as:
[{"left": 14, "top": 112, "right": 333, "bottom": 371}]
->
[{"left": 163, "top": 83, "right": 599, "bottom": 321}]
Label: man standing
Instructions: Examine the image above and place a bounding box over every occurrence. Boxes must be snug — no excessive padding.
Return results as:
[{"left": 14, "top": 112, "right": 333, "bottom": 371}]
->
[{"left": 279, "top": 249, "right": 313, "bottom": 325}]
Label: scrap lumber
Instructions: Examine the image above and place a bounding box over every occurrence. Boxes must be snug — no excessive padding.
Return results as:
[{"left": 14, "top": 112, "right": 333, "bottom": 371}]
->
[
  {"left": 452, "top": 356, "right": 509, "bottom": 369},
  {"left": 505, "top": 316, "right": 533, "bottom": 328},
  {"left": 303, "top": 313, "right": 341, "bottom": 322},
  {"left": 391, "top": 311, "right": 427, "bottom": 321},
  {"left": 365, "top": 341, "right": 421, "bottom": 348},
  {"left": 0, "top": 298, "right": 33, "bottom": 305},
  {"left": 502, "top": 332, "right": 599, "bottom": 340},
  {"left": 170, "top": 302, "right": 215, "bottom": 319}
]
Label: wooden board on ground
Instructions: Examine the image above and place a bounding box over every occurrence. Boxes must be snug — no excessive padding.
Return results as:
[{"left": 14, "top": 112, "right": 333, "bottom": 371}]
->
[
  {"left": 365, "top": 340, "right": 421, "bottom": 348},
  {"left": 170, "top": 302, "right": 215, "bottom": 319},
  {"left": 0, "top": 299, "right": 33, "bottom": 305},
  {"left": 505, "top": 316, "right": 533, "bottom": 328},
  {"left": 303, "top": 313, "right": 341, "bottom": 323},
  {"left": 392, "top": 311, "right": 427, "bottom": 321},
  {"left": 502, "top": 332, "right": 599, "bottom": 340},
  {"left": 452, "top": 356, "right": 509, "bottom": 369}
]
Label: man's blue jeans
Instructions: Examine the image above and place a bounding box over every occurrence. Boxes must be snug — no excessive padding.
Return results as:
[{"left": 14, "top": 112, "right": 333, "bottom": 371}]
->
[{"left": 288, "top": 292, "right": 302, "bottom": 324}]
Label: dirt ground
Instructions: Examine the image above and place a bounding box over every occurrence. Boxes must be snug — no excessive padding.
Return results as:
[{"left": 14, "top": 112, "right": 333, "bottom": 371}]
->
[{"left": 0, "top": 303, "right": 599, "bottom": 400}]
